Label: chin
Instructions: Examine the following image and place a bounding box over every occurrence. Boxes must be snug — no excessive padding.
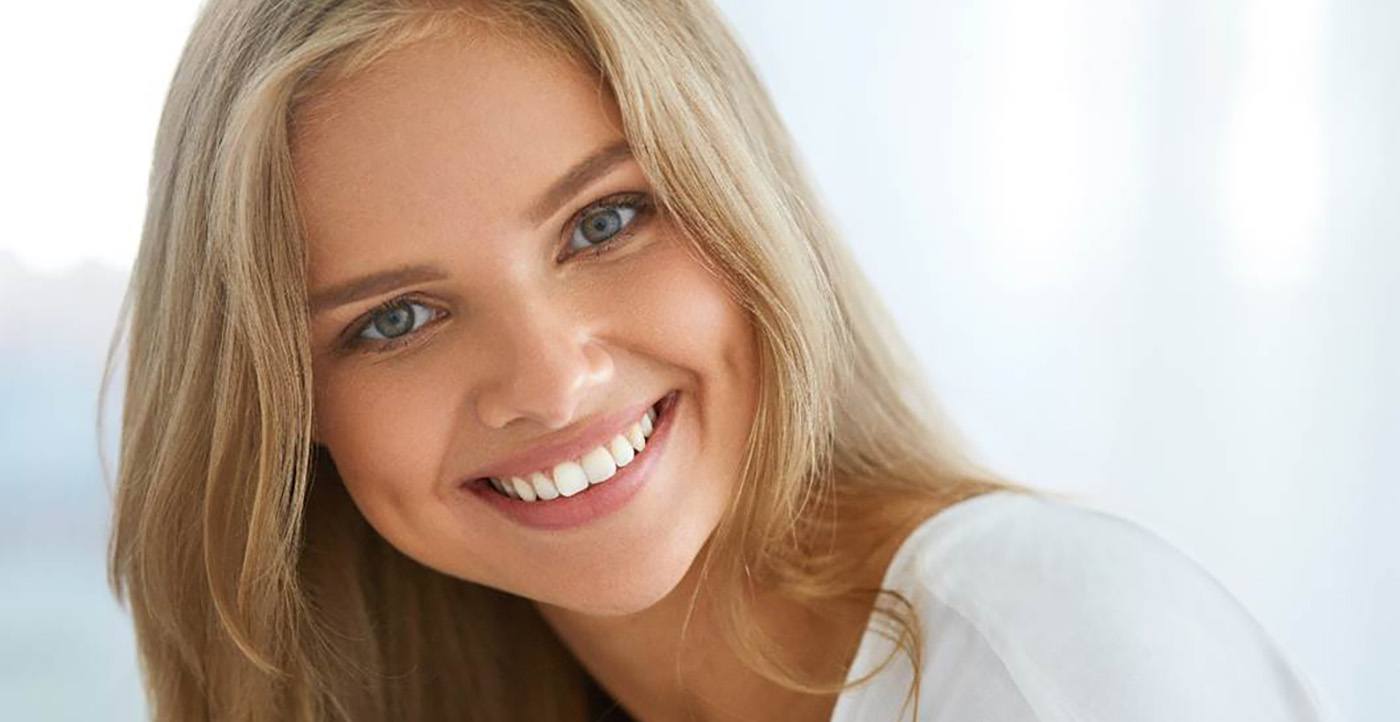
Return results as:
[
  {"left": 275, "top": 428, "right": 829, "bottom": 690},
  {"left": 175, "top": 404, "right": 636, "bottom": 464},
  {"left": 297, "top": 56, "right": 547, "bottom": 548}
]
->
[{"left": 535, "top": 533, "right": 709, "bottom": 617}]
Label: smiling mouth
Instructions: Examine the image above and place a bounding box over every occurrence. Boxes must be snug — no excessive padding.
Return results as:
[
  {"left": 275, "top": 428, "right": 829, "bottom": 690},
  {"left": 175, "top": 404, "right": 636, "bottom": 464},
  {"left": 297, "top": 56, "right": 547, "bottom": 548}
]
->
[{"left": 477, "top": 390, "right": 678, "bottom": 502}]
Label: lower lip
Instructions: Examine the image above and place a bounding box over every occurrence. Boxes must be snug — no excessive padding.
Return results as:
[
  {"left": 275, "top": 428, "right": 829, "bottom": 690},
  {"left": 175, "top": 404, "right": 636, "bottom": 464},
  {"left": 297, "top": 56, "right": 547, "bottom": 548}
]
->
[{"left": 462, "top": 392, "right": 680, "bottom": 531}]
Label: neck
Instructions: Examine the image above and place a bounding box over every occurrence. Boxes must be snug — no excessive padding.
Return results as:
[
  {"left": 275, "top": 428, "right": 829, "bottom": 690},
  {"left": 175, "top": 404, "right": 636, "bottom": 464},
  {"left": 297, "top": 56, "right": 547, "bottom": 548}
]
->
[{"left": 534, "top": 511, "right": 918, "bottom": 722}]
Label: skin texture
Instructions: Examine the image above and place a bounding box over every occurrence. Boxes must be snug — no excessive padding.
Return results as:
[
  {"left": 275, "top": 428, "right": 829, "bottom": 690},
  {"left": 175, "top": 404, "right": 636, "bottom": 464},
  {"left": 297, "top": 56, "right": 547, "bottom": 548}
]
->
[
  {"left": 293, "top": 22, "right": 882, "bottom": 722},
  {"left": 296, "top": 21, "right": 758, "bottom": 613}
]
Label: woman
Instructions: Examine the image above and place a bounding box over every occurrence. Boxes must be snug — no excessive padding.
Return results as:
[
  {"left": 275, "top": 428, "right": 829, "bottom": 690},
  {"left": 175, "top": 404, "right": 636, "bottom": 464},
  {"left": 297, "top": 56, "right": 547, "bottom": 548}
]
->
[{"left": 105, "top": 1, "right": 1324, "bottom": 720}]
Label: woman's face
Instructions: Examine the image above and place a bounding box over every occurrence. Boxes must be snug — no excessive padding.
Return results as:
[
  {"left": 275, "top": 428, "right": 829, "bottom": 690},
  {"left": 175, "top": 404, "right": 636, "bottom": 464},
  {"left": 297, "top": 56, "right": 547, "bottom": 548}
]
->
[{"left": 294, "top": 26, "right": 758, "bottom": 616}]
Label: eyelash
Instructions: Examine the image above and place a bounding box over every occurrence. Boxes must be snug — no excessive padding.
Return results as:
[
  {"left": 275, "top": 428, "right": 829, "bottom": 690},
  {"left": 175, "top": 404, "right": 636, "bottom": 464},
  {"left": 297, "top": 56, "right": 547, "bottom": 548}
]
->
[{"left": 339, "top": 191, "right": 654, "bottom": 355}]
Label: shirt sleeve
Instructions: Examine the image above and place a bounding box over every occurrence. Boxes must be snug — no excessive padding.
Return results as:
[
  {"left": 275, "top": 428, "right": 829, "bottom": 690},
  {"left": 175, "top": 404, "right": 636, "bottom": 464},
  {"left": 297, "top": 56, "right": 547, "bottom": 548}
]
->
[{"left": 901, "top": 492, "right": 1329, "bottom": 722}]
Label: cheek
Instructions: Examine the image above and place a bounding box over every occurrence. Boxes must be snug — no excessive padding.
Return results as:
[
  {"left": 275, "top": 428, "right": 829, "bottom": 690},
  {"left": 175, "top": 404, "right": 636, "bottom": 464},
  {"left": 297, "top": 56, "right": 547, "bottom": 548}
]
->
[
  {"left": 622, "top": 239, "right": 757, "bottom": 387},
  {"left": 311, "top": 364, "right": 461, "bottom": 529},
  {"left": 618, "top": 238, "right": 760, "bottom": 481}
]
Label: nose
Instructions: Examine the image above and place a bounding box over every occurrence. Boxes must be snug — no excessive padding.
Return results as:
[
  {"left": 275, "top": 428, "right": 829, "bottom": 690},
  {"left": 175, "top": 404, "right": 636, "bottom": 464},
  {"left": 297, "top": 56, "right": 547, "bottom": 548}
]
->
[{"left": 472, "top": 296, "right": 615, "bottom": 431}]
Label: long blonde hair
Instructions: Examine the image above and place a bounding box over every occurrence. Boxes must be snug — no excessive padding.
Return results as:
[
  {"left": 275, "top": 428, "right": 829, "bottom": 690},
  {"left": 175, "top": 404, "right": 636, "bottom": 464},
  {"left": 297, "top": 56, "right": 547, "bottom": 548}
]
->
[{"left": 103, "top": 0, "right": 1035, "bottom": 719}]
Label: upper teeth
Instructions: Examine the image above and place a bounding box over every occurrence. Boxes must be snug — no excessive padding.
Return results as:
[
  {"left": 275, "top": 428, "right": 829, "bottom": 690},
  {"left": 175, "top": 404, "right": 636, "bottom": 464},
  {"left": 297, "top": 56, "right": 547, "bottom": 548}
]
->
[{"left": 489, "top": 406, "right": 659, "bottom": 502}]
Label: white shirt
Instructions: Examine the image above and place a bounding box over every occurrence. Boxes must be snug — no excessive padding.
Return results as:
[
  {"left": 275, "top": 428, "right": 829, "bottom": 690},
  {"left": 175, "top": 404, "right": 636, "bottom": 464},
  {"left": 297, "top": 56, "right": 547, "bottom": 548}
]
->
[{"left": 828, "top": 490, "right": 1328, "bottom": 721}]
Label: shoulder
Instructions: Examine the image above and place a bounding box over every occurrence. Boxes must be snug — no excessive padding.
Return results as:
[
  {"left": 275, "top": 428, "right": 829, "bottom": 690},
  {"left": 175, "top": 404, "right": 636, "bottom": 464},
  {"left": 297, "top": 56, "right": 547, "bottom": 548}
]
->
[{"left": 864, "top": 490, "right": 1327, "bottom": 721}]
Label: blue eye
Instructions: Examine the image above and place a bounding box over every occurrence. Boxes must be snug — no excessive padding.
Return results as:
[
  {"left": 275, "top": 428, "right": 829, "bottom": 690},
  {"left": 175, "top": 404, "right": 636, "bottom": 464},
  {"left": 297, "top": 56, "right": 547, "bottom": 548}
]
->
[
  {"left": 357, "top": 300, "right": 437, "bottom": 342},
  {"left": 565, "top": 197, "right": 645, "bottom": 255},
  {"left": 339, "top": 193, "right": 650, "bottom": 357}
]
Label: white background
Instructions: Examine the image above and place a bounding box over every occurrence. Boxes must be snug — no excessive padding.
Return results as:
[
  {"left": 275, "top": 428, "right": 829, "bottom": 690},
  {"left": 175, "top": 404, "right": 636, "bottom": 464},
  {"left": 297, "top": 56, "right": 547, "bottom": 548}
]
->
[{"left": 1, "top": 1, "right": 1394, "bottom": 719}]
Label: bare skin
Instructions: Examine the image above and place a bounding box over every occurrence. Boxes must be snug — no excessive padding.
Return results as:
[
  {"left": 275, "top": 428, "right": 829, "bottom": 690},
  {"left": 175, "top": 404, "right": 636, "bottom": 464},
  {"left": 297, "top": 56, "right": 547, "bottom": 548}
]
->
[
  {"left": 293, "top": 19, "right": 929, "bottom": 722},
  {"left": 538, "top": 528, "right": 917, "bottom": 722}
]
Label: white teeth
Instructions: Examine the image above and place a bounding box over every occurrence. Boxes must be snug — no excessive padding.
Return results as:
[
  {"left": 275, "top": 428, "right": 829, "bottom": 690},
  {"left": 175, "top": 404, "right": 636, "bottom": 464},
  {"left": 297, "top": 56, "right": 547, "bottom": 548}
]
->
[
  {"left": 552, "top": 460, "right": 589, "bottom": 497},
  {"left": 510, "top": 476, "right": 537, "bottom": 502},
  {"left": 625, "top": 423, "right": 646, "bottom": 452},
  {"left": 581, "top": 446, "right": 617, "bottom": 484},
  {"left": 486, "top": 402, "right": 665, "bottom": 501},
  {"left": 607, "top": 435, "right": 635, "bottom": 466},
  {"left": 530, "top": 471, "right": 559, "bottom": 500}
]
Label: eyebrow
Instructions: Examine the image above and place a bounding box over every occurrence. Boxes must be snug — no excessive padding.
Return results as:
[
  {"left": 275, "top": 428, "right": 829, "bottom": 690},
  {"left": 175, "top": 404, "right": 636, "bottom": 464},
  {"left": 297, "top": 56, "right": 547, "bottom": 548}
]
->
[
  {"left": 307, "top": 139, "right": 634, "bottom": 316},
  {"left": 307, "top": 263, "right": 448, "bottom": 315},
  {"left": 526, "top": 138, "right": 633, "bottom": 225}
]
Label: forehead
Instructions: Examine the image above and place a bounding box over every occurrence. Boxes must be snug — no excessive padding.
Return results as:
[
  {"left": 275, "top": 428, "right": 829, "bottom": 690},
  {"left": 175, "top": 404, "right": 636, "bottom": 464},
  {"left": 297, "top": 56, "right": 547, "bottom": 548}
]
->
[{"left": 290, "top": 21, "right": 623, "bottom": 283}]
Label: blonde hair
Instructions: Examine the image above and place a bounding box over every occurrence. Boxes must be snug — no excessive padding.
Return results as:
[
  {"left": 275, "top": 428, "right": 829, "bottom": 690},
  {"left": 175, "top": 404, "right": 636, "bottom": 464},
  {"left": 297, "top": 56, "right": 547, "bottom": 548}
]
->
[{"left": 103, "top": 0, "right": 1036, "bottom": 719}]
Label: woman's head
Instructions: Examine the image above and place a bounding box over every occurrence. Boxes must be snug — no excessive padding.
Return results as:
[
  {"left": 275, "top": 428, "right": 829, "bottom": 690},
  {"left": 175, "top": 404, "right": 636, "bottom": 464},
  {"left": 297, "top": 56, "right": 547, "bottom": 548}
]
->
[
  {"left": 106, "top": 0, "right": 1012, "bottom": 717},
  {"left": 295, "top": 15, "right": 759, "bottom": 615}
]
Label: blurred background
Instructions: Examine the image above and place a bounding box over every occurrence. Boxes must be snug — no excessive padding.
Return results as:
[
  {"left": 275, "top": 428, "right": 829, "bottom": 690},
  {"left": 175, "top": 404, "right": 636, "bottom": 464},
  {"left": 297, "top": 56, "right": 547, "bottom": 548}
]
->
[{"left": 2, "top": 0, "right": 1394, "bottom": 719}]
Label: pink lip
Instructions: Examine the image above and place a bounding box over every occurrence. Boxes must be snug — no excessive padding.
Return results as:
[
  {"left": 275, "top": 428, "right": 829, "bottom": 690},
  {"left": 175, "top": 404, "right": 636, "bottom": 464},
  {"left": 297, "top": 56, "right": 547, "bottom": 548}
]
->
[
  {"left": 463, "top": 393, "right": 667, "bottom": 482},
  {"left": 462, "top": 391, "right": 680, "bottom": 530}
]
